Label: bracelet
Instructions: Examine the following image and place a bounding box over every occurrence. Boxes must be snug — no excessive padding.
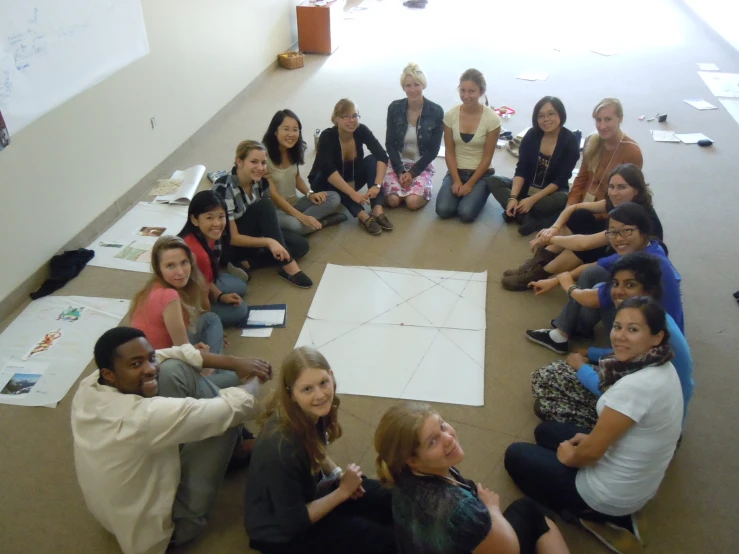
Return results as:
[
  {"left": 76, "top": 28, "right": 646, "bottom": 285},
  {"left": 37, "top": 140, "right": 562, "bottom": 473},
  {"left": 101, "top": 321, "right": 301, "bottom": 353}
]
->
[
  {"left": 217, "top": 293, "right": 224, "bottom": 302},
  {"left": 567, "top": 285, "right": 579, "bottom": 298},
  {"left": 508, "top": 196, "right": 518, "bottom": 202},
  {"left": 332, "top": 467, "right": 343, "bottom": 478}
]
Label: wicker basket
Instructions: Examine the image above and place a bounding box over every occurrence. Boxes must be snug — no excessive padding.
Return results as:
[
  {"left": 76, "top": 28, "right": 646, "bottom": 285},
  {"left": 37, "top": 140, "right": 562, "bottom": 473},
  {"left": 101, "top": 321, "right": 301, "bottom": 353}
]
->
[{"left": 278, "top": 51, "right": 304, "bottom": 70}]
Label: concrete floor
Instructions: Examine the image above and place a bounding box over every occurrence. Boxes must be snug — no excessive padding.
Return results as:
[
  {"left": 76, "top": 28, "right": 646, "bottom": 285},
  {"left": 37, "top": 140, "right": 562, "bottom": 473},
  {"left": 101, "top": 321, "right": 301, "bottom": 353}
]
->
[{"left": 2, "top": 0, "right": 738, "bottom": 552}]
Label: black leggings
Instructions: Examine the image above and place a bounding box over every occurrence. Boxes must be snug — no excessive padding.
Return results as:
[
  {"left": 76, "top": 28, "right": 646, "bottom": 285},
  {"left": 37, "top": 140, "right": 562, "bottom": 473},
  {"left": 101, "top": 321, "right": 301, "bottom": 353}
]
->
[
  {"left": 229, "top": 198, "right": 309, "bottom": 268},
  {"left": 503, "top": 498, "right": 552, "bottom": 554},
  {"left": 311, "top": 155, "right": 383, "bottom": 218},
  {"left": 566, "top": 209, "right": 609, "bottom": 264},
  {"left": 250, "top": 479, "right": 396, "bottom": 554}
]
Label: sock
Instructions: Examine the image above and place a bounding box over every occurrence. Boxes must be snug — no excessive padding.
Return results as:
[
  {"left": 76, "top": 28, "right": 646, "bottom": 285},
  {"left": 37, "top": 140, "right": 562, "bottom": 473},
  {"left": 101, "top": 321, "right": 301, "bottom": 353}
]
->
[{"left": 549, "top": 329, "right": 568, "bottom": 343}]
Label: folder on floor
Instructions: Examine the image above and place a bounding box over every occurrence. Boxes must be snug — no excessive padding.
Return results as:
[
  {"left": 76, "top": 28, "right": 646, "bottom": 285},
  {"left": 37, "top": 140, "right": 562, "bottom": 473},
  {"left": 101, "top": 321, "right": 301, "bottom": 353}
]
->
[{"left": 242, "top": 304, "right": 287, "bottom": 329}]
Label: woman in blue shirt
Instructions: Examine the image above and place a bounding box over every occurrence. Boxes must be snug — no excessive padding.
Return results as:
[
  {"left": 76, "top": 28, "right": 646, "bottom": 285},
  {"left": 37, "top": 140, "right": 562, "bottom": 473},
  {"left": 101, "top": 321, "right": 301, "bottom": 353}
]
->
[
  {"left": 524, "top": 202, "right": 684, "bottom": 356},
  {"left": 531, "top": 252, "right": 694, "bottom": 429}
]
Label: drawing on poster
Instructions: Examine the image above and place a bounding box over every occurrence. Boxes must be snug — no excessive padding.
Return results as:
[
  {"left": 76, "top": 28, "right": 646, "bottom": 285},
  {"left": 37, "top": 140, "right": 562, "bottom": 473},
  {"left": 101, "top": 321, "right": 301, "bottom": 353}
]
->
[
  {"left": 137, "top": 226, "right": 165, "bottom": 237},
  {"left": 114, "top": 241, "right": 152, "bottom": 263},
  {"left": 57, "top": 306, "right": 84, "bottom": 322},
  {"left": 23, "top": 330, "right": 62, "bottom": 360}
]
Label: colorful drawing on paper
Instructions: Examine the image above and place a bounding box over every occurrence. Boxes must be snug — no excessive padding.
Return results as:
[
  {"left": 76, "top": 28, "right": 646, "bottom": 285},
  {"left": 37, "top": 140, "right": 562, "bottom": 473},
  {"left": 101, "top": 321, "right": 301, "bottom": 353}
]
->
[
  {"left": 57, "top": 306, "right": 84, "bottom": 322},
  {"left": 114, "top": 241, "right": 153, "bottom": 263},
  {"left": 137, "top": 226, "right": 165, "bottom": 237},
  {"left": 22, "top": 330, "right": 62, "bottom": 360}
]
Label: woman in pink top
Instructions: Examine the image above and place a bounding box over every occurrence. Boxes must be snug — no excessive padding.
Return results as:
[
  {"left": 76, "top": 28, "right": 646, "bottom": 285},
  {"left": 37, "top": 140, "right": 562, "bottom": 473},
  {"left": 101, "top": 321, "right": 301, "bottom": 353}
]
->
[
  {"left": 129, "top": 235, "right": 238, "bottom": 388},
  {"left": 179, "top": 191, "right": 249, "bottom": 328}
]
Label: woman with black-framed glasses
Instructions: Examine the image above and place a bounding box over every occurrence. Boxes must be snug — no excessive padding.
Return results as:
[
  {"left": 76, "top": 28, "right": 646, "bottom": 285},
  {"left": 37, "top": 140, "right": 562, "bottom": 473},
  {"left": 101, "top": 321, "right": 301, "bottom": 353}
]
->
[
  {"left": 522, "top": 202, "right": 683, "bottom": 355},
  {"left": 308, "top": 99, "right": 393, "bottom": 236}
]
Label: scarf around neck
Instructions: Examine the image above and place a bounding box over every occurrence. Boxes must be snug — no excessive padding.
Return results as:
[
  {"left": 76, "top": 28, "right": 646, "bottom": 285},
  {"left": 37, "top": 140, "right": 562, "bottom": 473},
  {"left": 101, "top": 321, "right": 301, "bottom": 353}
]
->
[{"left": 598, "top": 343, "right": 674, "bottom": 393}]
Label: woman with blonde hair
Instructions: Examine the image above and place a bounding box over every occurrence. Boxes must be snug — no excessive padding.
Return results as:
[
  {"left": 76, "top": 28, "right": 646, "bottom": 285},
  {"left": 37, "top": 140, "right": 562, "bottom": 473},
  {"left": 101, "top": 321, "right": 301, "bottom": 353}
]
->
[
  {"left": 375, "top": 402, "right": 570, "bottom": 554},
  {"left": 308, "top": 99, "right": 393, "bottom": 235},
  {"left": 212, "top": 140, "right": 312, "bottom": 288},
  {"left": 383, "top": 63, "right": 444, "bottom": 211},
  {"left": 436, "top": 68, "right": 502, "bottom": 222},
  {"left": 245, "top": 347, "right": 395, "bottom": 554},
  {"left": 129, "top": 235, "right": 239, "bottom": 388}
]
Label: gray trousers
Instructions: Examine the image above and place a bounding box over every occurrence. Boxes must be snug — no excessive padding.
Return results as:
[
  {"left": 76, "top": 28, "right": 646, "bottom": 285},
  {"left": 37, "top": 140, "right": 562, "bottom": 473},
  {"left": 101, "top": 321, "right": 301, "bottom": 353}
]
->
[
  {"left": 553, "top": 265, "right": 614, "bottom": 337},
  {"left": 277, "top": 192, "right": 341, "bottom": 235},
  {"left": 157, "top": 359, "right": 241, "bottom": 546}
]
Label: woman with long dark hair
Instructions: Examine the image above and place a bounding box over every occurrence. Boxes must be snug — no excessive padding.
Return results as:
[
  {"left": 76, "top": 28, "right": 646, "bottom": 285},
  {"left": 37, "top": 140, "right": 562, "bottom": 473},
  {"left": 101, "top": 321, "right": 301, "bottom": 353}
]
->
[{"left": 263, "top": 109, "right": 345, "bottom": 235}]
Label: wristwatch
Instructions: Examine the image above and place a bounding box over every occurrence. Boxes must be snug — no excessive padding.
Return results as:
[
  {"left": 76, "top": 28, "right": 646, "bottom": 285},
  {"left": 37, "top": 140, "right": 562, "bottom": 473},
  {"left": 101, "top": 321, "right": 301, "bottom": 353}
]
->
[{"left": 374, "top": 183, "right": 381, "bottom": 189}]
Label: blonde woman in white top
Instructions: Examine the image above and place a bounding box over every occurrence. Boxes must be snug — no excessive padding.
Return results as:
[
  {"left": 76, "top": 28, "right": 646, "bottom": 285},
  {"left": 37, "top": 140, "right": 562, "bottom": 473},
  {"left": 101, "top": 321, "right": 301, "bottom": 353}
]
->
[
  {"left": 262, "top": 110, "right": 345, "bottom": 236},
  {"left": 435, "top": 68, "right": 502, "bottom": 223}
]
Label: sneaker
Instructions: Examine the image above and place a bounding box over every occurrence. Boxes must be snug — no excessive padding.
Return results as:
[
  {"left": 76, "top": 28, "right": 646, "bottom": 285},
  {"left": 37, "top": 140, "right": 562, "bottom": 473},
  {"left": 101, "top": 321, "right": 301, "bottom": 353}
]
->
[
  {"left": 227, "top": 262, "right": 250, "bottom": 282},
  {"left": 501, "top": 210, "right": 516, "bottom": 224},
  {"left": 360, "top": 215, "right": 382, "bottom": 235},
  {"left": 374, "top": 213, "right": 394, "bottom": 231},
  {"left": 579, "top": 519, "right": 644, "bottom": 554},
  {"left": 318, "top": 213, "right": 347, "bottom": 228},
  {"left": 502, "top": 248, "right": 556, "bottom": 277},
  {"left": 525, "top": 329, "right": 569, "bottom": 355},
  {"left": 278, "top": 268, "right": 313, "bottom": 289},
  {"left": 501, "top": 264, "right": 549, "bottom": 291}
]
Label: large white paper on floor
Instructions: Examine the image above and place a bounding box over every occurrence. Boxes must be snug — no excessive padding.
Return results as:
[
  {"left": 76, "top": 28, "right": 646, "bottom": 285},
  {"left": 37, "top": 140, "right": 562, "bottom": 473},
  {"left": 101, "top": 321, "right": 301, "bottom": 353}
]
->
[
  {"left": 0, "top": 296, "right": 129, "bottom": 407},
  {"left": 86, "top": 202, "right": 189, "bottom": 273},
  {"left": 698, "top": 71, "right": 739, "bottom": 98},
  {"left": 0, "top": 1, "right": 149, "bottom": 134},
  {"left": 719, "top": 99, "right": 739, "bottom": 128},
  {"left": 297, "top": 265, "right": 487, "bottom": 406}
]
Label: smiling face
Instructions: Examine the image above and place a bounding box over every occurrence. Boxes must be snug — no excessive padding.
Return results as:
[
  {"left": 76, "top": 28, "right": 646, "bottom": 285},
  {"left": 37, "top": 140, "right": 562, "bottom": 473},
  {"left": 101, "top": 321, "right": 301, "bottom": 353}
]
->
[
  {"left": 459, "top": 80, "right": 483, "bottom": 106},
  {"left": 336, "top": 109, "right": 360, "bottom": 133},
  {"left": 607, "top": 173, "right": 637, "bottom": 206},
  {"left": 276, "top": 116, "right": 301, "bottom": 151},
  {"left": 291, "top": 367, "right": 335, "bottom": 421},
  {"left": 594, "top": 104, "right": 622, "bottom": 141},
  {"left": 237, "top": 148, "right": 268, "bottom": 182},
  {"left": 537, "top": 102, "right": 561, "bottom": 133},
  {"left": 158, "top": 247, "right": 191, "bottom": 289},
  {"left": 607, "top": 219, "right": 648, "bottom": 256},
  {"left": 610, "top": 307, "right": 664, "bottom": 362},
  {"left": 100, "top": 337, "right": 160, "bottom": 397},
  {"left": 191, "top": 207, "right": 226, "bottom": 241},
  {"left": 403, "top": 75, "right": 424, "bottom": 101},
  {"left": 610, "top": 269, "right": 647, "bottom": 306},
  {"left": 407, "top": 414, "right": 464, "bottom": 476}
]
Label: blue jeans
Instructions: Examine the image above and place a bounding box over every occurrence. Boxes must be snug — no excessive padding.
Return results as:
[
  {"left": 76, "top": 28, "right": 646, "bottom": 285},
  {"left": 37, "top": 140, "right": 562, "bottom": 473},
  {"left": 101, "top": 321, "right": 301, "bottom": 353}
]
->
[
  {"left": 435, "top": 170, "right": 493, "bottom": 222},
  {"left": 210, "top": 273, "right": 249, "bottom": 328},
  {"left": 188, "top": 311, "right": 239, "bottom": 389}
]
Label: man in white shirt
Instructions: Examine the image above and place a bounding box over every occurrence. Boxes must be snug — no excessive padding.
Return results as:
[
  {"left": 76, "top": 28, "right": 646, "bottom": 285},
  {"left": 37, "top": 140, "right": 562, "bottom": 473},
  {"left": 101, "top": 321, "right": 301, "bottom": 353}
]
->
[{"left": 71, "top": 327, "right": 272, "bottom": 554}]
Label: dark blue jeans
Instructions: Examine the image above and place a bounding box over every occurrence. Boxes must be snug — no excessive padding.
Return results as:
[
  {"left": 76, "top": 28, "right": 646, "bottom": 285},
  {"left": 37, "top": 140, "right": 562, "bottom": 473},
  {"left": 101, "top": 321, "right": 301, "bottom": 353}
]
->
[
  {"left": 311, "top": 155, "right": 383, "bottom": 218},
  {"left": 504, "top": 421, "right": 632, "bottom": 528}
]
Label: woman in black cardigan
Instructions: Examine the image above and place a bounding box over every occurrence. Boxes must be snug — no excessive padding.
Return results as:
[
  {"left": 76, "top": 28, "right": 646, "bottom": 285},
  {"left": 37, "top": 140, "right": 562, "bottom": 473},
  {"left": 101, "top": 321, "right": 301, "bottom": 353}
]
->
[
  {"left": 488, "top": 96, "right": 580, "bottom": 236},
  {"left": 308, "top": 99, "right": 392, "bottom": 236}
]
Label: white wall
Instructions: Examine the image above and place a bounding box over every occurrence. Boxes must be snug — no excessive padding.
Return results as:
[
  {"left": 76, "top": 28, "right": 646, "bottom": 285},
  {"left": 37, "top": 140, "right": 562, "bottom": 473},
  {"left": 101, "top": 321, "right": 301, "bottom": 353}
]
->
[
  {"left": 0, "top": 0, "right": 299, "bottom": 301},
  {"left": 684, "top": 0, "right": 739, "bottom": 53}
]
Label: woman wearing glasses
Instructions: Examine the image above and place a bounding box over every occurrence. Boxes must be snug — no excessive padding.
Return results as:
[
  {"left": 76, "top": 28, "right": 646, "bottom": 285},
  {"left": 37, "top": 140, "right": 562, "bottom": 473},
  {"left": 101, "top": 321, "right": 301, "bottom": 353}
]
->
[
  {"left": 523, "top": 202, "right": 683, "bottom": 355},
  {"left": 308, "top": 99, "right": 393, "bottom": 236}
]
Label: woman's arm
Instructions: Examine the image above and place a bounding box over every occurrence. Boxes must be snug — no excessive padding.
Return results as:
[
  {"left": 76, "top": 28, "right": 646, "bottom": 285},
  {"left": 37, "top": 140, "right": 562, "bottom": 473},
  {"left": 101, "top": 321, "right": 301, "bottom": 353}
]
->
[
  {"left": 443, "top": 124, "right": 461, "bottom": 183},
  {"left": 295, "top": 169, "right": 311, "bottom": 196},
  {"left": 556, "top": 272, "right": 602, "bottom": 308},
  {"left": 462, "top": 128, "right": 500, "bottom": 189},
  {"left": 327, "top": 170, "right": 366, "bottom": 201},
  {"left": 268, "top": 180, "right": 308, "bottom": 220},
  {"left": 162, "top": 299, "right": 191, "bottom": 346},
  {"left": 385, "top": 104, "right": 404, "bottom": 173},
  {"left": 557, "top": 407, "right": 635, "bottom": 467},
  {"left": 566, "top": 156, "right": 592, "bottom": 206},
  {"left": 474, "top": 489, "right": 520, "bottom": 554},
  {"left": 410, "top": 107, "right": 444, "bottom": 177},
  {"left": 227, "top": 219, "right": 272, "bottom": 249},
  {"left": 550, "top": 231, "right": 608, "bottom": 251}
]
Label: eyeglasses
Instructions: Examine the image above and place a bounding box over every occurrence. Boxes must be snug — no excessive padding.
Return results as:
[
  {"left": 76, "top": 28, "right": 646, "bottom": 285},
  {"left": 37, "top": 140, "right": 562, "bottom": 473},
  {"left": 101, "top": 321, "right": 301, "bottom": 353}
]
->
[
  {"left": 605, "top": 228, "right": 637, "bottom": 239},
  {"left": 340, "top": 113, "right": 361, "bottom": 121}
]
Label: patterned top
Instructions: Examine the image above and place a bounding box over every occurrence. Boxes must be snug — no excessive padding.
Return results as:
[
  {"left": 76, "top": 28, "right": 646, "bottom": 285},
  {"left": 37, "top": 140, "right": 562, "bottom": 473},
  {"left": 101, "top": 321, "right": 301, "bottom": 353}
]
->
[
  {"left": 392, "top": 468, "right": 492, "bottom": 554},
  {"left": 212, "top": 166, "right": 271, "bottom": 221}
]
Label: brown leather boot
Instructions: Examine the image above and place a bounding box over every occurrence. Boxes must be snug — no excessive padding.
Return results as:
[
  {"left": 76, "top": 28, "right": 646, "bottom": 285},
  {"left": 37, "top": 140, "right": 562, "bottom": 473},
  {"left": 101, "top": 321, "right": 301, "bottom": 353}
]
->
[
  {"left": 502, "top": 248, "right": 556, "bottom": 277},
  {"left": 501, "top": 264, "right": 550, "bottom": 291}
]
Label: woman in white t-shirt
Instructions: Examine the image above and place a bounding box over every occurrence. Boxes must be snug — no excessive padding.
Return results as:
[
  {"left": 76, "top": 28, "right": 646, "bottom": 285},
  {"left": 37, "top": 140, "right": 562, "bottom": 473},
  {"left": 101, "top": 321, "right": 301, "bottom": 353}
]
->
[
  {"left": 263, "top": 110, "right": 346, "bottom": 236},
  {"left": 504, "top": 296, "right": 682, "bottom": 554},
  {"left": 435, "top": 68, "right": 502, "bottom": 223}
]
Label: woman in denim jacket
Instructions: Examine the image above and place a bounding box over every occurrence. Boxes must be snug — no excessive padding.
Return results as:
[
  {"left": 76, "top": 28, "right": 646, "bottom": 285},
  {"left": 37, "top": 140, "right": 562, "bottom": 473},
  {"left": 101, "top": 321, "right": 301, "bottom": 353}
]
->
[{"left": 383, "top": 63, "right": 444, "bottom": 211}]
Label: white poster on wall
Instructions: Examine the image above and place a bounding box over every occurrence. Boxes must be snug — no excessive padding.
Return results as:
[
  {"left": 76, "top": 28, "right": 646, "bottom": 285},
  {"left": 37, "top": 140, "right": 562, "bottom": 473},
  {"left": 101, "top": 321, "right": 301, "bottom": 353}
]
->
[
  {"left": 0, "top": 296, "right": 130, "bottom": 407},
  {"left": 0, "top": 0, "right": 149, "bottom": 134}
]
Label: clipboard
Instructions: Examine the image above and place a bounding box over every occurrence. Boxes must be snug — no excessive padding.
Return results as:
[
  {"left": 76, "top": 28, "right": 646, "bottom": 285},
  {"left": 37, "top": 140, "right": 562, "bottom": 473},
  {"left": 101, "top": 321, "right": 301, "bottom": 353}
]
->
[{"left": 242, "top": 304, "right": 287, "bottom": 329}]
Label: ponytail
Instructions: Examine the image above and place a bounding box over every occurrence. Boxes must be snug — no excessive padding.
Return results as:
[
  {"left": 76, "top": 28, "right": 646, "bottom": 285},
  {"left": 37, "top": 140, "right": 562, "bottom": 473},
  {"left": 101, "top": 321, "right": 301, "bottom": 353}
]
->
[{"left": 375, "top": 456, "right": 396, "bottom": 486}]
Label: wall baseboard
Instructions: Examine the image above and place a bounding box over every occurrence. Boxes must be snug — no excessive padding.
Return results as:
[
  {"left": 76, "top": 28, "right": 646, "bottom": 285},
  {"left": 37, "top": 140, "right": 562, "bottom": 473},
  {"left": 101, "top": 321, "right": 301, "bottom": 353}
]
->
[{"left": 0, "top": 57, "right": 287, "bottom": 328}]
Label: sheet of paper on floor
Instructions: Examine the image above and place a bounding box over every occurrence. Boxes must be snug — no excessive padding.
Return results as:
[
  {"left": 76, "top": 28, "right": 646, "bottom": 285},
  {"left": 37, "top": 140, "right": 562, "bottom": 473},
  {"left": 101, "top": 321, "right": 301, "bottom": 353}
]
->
[
  {"left": 651, "top": 130, "right": 681, "bottom": 142},
  {"left": 591, "top": 47, "right": 619, "bottom": 56},
  {"left": 149, "top": 178, "right": 183, "bottom": 197},
  {"left": 247, "top": 310, "right": 286, "bottom": 326},
  {"left": 297, "top": 264, "right": 487, "bottom": 406},
  {"left": 153, "top": 165, "right": 206, "bottom": 205},
  {"left": 675, "top": 133, "right": 712, "bottom": 144},
  {"left": 719, "top": 99, "right": 739, "bottom": 128},
  {"left": 697, "top": 63, "right": 720, "bottom": 71},
  {"left": 684, "top": 99, "right": 718, "bottom": 110},
  {"left": 86, "top": 202, "right": 188, "bottom": 273},
  {"left": 516, "top": 72, "right": 548, "bottom": 81},
  {"left": 0, "top": 297, "right": 129, "bottom": 407},
  {"left": 698, "top": 71, "right": 739, "bottom": 98},
  {"left": 241, "top": 328, "right": 273, "bottom": 338}
]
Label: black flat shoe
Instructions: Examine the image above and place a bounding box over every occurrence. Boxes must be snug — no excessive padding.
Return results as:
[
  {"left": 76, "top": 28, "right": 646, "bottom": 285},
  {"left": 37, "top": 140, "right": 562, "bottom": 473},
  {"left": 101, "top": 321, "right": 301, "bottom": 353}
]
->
[{"left": 278, "top": 268, "right": 313, "bottom": 289}]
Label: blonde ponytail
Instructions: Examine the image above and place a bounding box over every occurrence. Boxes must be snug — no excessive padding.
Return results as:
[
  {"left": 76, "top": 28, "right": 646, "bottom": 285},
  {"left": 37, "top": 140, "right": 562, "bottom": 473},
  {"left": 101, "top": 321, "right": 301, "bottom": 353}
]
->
[
  {"left": 584, "top": 98, "right": 624, "bottom": 170},
  {"left": 375, "top": 456, "right": 396, "bottom": 486}
]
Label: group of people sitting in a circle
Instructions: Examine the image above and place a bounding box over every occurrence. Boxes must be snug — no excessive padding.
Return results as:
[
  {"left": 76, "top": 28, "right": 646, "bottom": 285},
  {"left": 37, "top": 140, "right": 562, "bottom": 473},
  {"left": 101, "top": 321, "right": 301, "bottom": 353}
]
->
[{"left": 70, "top": 62, "right": 692, "bottom": 554}]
